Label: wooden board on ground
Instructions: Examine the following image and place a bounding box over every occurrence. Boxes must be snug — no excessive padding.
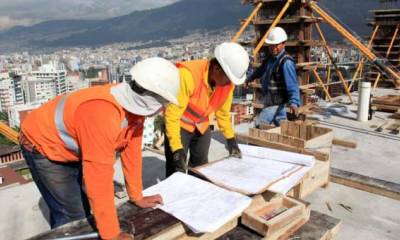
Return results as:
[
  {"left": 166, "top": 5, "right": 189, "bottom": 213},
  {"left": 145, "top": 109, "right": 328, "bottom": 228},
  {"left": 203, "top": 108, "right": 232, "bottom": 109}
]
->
[
  {"left": 372, "top": 95, "right": 400, "bottom": 112},
  {"left": 330, "top": 168, "right": 400, "bottom": 201},
  {"left": 332, "top": 138, "right": 357, "bottom": 149},
  {"left": 218, "top": 210, "right": 341, "bottom": 240},
  {"left": 241, "top": 194, "right": 310, "bottom": 239},
  {"left": 373, "top": 95, "right": 400, "bottom": 106}
]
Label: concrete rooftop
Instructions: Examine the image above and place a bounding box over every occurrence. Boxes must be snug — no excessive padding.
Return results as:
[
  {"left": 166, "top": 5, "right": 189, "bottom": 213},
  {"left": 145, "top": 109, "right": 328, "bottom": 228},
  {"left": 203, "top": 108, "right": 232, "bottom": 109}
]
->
[{"left": 0, "top": 88, "right": 399, "bottom": 240}]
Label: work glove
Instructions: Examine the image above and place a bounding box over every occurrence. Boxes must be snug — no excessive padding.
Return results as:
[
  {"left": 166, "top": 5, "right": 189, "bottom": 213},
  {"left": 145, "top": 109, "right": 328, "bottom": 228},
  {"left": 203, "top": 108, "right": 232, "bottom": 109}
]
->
[
  {"left": 227, "top": 137, "right": 242, "bottom": 158},
  {"left": 172, "top": 149, "right": 188, "bottom": 173},
  {"left": 287, "top": 104, "right": 300, "bottom": 121},
  {"left": 289, "top": 104, "right": 299, "bottom": 117}
]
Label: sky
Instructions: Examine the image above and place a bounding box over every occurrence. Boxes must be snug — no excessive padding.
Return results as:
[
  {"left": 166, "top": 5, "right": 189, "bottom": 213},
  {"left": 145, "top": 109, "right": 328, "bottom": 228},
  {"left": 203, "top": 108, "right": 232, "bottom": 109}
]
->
[{"left": 0, "top": 0, "right": 180, "bottom": 30}]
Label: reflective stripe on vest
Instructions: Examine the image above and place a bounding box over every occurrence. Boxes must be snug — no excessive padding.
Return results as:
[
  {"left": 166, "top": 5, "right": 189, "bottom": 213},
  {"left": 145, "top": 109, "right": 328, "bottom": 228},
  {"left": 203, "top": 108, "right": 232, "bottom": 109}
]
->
[
  {"left": 181, "top": 115, "right": 208, "bottom": 131},
  {"left": 176, "top": 60, "right": 233, "bottom": 133},
  {"left": 55, "top": 94, "right": 129, "bottom": 155}
]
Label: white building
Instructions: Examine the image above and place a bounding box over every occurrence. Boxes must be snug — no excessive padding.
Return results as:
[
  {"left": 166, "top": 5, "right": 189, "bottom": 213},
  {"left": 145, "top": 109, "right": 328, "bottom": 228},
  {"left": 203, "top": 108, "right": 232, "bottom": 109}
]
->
[
  {"left": 24, "top": 76, "right": 56, "bottom": 104},
  {"left": 31, "top": 61, "right": 67, "bottom": 96},
  {"left": 12, "top": 75, "right": 24, "bottom": 105},
  {"left": 0, "top": 74, "right": 15, "bottom": 112}
]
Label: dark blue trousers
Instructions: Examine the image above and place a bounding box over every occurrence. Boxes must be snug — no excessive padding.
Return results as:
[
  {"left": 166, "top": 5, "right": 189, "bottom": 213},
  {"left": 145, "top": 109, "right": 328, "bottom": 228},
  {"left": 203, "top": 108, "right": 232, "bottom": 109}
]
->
[{"left": 21, "top": 146, "right": 91, "bottom": 228}]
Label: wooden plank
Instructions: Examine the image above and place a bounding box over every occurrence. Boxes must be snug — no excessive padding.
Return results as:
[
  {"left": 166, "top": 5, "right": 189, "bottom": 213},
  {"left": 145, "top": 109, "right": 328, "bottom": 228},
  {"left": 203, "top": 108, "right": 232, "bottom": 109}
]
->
[
  {"left": 373, "top": 95, "right": 400, "bottom": 107},
  {"left": 236, "top": 133, "right": 329, "bottom": 162},
  {"left": 332, "top": 138, "right": 357, "bottom": 149},
  {"left": 288, "top": 160, "right": 331, "bottom": 199},
  {"left": 330, "top": 168, "right": 400, "bottom": 201},
  {"left": 372, "top": 103, "right": 400, "bottom": 112},
  {"left": 261, "top": 132, "right": 306, "bottom": 149},
  {"left": 299, "top": 123, "right": 307, "bottom": 140},
  {"left": 305, "top": 131, "right": 334, "bottom": 150}
]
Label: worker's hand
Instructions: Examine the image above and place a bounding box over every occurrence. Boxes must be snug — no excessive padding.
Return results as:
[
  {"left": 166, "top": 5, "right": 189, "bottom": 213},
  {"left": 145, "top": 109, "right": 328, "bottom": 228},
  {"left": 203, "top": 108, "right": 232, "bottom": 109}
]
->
[
  {"left": 289, "top": 104, "right": 299, "bottom": 117},
  {"left": 112, "top": 232, "right": 134, "bottom": 240},
  {"left": 227, "top": 137, "right": 242, "bottom": 158},
  {"left": 133, "top": 194, "right": 164, "bottom": 208},
  {"left": 172, "top": 149, "right": 188, "bottom": 172}
]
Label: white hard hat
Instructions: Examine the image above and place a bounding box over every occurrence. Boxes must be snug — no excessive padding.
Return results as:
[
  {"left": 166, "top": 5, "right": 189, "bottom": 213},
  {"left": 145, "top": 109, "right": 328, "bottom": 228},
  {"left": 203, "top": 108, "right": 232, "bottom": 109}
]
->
[
  {"left": 214, "top": 42, "right": 250, "bottom": 85},
  {"left": 265, "top": 27, "right": 288, "bottom": 45},
  {"left": 130, "top": 57, "right": 180, "bottom": 105}
]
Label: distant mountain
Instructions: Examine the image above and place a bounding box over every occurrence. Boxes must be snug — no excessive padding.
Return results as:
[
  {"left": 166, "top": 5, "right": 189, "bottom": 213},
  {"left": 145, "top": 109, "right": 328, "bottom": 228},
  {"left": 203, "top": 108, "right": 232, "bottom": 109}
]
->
[
  {"left": 0, "top": 0, "right": 387, "bottom": 52},
  {"left": 0, "top": 0, "right": 251, "bottom": 52}
]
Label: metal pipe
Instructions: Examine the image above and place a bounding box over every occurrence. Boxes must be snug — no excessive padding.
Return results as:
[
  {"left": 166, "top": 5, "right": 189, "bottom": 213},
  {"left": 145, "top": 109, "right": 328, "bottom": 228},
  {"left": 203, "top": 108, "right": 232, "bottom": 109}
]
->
[{"left": 357, "top": 82, "right": 371, "bottom": 122}]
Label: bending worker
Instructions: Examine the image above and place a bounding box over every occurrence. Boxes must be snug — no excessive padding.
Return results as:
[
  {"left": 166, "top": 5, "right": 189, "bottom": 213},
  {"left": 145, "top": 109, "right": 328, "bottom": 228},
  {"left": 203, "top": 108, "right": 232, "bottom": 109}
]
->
[
  {"left": 164, "top": 42, "right": 250, "bottom": 176},
  {"left": 247, "top": 27, "right": 301, "bottom": 126},
  {"left": 19, "top": 58, "right": 180, "bottom": 240}
]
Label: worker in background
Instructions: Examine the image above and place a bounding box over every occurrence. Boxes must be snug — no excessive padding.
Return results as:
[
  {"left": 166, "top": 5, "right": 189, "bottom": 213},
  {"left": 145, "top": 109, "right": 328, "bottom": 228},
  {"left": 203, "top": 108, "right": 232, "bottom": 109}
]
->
[
  {"left": 247, "top": 27, "right": 301, "bottom": 126},
  {"left": 164, "top": 42, "right": 250, "bottom": 176},
  {"left": 19, "top": 58, "right": 180, "bottom": 240}
]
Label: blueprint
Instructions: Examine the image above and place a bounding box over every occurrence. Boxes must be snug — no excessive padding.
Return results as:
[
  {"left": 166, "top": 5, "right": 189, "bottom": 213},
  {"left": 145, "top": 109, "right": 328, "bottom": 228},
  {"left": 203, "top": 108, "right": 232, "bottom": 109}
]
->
[
  {"left": 195, "top": 144, "right": 315, "bottom": 195},
  {"left": 143, "top": 172, "right": 252, "bottom": 233}
]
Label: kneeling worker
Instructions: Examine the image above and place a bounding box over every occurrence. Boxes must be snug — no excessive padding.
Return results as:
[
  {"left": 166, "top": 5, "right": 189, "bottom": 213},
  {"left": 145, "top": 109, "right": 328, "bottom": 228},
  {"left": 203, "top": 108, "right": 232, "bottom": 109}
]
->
[
  {"left": 164, "top": 42, "right": 250, "bottom": 176},
  {"left": 20, "top": 58, "right": 180, "bottom": 240}
]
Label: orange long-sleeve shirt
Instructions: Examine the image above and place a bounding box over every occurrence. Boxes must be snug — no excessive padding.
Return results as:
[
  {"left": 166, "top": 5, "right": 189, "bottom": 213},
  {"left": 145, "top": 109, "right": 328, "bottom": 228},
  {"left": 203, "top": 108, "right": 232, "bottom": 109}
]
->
[
  {"left": 76, "top": 100, "right": 144, "bottom": 239},
  {"left": 23, "top": 99, "right": 144, "bottom": 239}
]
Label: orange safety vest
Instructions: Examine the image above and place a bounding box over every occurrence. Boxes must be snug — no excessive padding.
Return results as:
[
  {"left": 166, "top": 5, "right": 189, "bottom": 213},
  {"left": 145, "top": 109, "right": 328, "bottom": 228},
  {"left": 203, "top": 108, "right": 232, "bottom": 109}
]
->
[
  {"left": 176, "top": 60, "right": 234, "bottom": 134},
  {"left": 22, "top": 84, "right": 132, "bottom": 161}
]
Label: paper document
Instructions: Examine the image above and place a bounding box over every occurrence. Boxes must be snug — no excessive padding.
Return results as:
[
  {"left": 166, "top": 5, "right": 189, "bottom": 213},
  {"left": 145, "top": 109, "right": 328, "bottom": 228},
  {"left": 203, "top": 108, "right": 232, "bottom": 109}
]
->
[
  {"left": 143, "top": 172, "right": 252, "bottom": 233},
  {"left": 195, "top": 144, "right": 315, "bottom": 195}
]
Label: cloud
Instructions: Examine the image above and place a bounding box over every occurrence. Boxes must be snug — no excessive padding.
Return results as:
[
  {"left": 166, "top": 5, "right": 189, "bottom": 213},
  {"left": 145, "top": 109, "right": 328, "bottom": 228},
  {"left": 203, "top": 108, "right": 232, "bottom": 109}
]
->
[
  {"left": 0, "top": 16, "right": 40, "bottom": 30},
  {"left": 0, "top": 0, "right": 180, "bottom": 22}
]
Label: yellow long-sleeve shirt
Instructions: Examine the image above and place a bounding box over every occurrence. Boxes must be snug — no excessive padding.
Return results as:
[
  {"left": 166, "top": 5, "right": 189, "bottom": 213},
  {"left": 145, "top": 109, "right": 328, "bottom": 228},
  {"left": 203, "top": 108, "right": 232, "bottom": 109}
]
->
[{"left": 165, "top": 65, "right": 235, "bottom": 152}]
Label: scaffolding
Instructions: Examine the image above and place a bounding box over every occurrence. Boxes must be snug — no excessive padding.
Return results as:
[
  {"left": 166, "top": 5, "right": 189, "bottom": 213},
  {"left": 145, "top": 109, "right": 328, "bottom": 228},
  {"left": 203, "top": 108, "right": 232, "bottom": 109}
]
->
[
  {"left": 364, "top": 7, "right": 400, "bottom": 89},
  {"left": 234, "top": 0, "right": 400, "bottom": 119}
]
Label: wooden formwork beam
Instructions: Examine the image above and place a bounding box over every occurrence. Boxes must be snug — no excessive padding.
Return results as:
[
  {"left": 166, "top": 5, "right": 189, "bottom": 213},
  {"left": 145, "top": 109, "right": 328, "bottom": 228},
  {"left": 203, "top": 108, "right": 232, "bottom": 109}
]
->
[
  {"left": 349, "top": 25, "right": 380, "bottom": 90},
  {"left": 312, "top": 69, "right": 332, "bottom": 101},
  {"left": 309, "top": 1, "right": 400, "bottom": 86},
  {"left": 386, "top": 24, "right": 399, "bottom": 58},
  {"left": 315, "top": 23, "right": 353, "bottom": 103},
  {"left": 253, "top": 0, "right": 293, "bottom": 56},
  {"left": 232, "top": 2, "right": 263, "bottom": 43},
  {"left": 373, "top": 73, "right": 382, "bottom": 91}
]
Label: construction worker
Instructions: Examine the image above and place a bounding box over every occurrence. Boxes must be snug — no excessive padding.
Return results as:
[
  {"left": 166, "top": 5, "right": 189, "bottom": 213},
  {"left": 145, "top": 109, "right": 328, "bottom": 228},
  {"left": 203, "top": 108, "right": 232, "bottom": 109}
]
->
[
  {"left": 19, "top": 58, "right": 180, "bottom": 240},
  {"left": 247, "top": 27, "right": 301, "bottom": 126},
  {"left": 164, "top": 42, "right": 250, "bottom": 176}
]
